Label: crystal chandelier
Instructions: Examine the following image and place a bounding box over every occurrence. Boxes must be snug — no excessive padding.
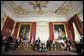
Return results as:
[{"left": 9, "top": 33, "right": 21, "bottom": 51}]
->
[{"left": 28, "top": 1, "right": 49, "bottom": 9}]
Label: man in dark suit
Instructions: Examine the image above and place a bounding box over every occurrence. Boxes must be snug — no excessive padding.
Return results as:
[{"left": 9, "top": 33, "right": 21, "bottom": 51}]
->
[
  {"left": 1, "top": 34, "right": 6, "bottom": 49},
  {"left": 5, "top": 40, "right": 10, "bottom": 51},
  {"left": 1, "top": 34, "right": 9, "bottom": 51},
  {"left": 65, "top": 38, "right": 72, "bottom": 51},
  {"left": 14, "top": 38, "right": 21, "bottom": 50},
  {"left": 36, "top": 37, "right": 41, "bottom": 51},
  {"left": 46, "top": 38, "right": 52, "bottom": 51},
  {"left": 7, "top": 34, "right": 14, "bottom": 43},
  {"left": 79, "top": 37, "right": 83, "bottom": 54}
]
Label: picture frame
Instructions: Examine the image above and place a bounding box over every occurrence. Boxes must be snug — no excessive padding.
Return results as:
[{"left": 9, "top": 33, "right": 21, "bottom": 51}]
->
[
  {"left": 17, "top": 23, "right": 32, "bottom": 42},
  {"left": 53, "top": 23, "right": 67, "bottom": 41}
]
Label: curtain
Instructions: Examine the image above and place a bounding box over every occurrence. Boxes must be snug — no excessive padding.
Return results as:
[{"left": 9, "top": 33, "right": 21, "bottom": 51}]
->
[
  {"left": 73, "top": 14, "right": 83, "bottom": 36},
  {"left": 68, "top": 14, "right": 83, "bottom": 44},
  {"left": 73, "top": 22, "right": 81, "bottom": 44},
  {"left": 2, "top": 17, "right": 15, "bottom": 40},
  {"left": 68, "top": 21, "right": 75, "bottom": 44}
]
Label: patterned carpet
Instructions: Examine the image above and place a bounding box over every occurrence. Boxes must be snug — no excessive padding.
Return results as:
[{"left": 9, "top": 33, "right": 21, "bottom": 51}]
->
[{"left": 1, "top": 51, "right": 78, "bottom": 55}]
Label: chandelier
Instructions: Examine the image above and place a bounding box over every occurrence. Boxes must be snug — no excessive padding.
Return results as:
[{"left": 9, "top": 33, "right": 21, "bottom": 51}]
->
[{"left": 28, "top": 1, "right": 49, "bottom": 9}]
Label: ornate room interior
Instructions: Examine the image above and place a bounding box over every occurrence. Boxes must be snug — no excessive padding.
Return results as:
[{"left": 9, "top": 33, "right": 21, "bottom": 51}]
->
[{"left": 1, "top": 1, "right": 83, "bottom": 55}]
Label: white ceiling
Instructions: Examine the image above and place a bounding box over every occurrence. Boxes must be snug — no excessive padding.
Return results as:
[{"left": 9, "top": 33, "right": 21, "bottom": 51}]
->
[
  {"left": 13, "top": 1, "right": 63, "bottom": 11},
  {"left": 1, "top": 1, "right": 83, "bottom": 22}
]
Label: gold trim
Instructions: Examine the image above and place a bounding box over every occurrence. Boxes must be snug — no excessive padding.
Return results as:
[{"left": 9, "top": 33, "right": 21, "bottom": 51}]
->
[
  {"left": 57, "top": 1, "right": 73, "bottom": 15},
  {"left": 11, "top": 21, "right": 16, "bottom": 34},
  {"left": 9, "top": 1, "right": 28, "bottom": 15},
  {"left": 1, "top": 12, "right": 7, "bottom": 31},
  {"left": 17, "top": 23, "right": 21, "bottom": 39},
  {"left": 17, "top": 23, "right": 32, "bottom": 42},
  {"left": 53, "top": 23, "right": 67, "bottom": 41}
]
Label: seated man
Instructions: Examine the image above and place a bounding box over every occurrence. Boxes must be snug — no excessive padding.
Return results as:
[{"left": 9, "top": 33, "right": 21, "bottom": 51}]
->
[
  {"left": 5, "top": 40, "right": 10, "bottom": 51},
  {"left": 36, "top": 37, "right": 41, "bottom": 51},
  {"left": 7, "top": 34, "right": 14, "bottom": 44},
  {"left": 59, "top": 42, "right": 65, "bottom": 51},
  {"left": 65, "top": 38, "right": 72, "bottom": 51},
  {"left": 1, "top": 34, "right": 6, "bottom": 49},
  {"left": 78, "top": 37, "right": 83, "bottom": 53},
  {"left": 46, "top": 38, "right": 52, "bottom": 51},
  {"left": 14, "top": 38, "right": 21, "bottom": 50}
]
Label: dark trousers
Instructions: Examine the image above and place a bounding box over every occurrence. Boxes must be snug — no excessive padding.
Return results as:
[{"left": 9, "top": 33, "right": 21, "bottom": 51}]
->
[
  {"left": 14, "top": 43, "right": 19, "bottom": 50},
  {"left": 37, "top": 44, "right": 40, "bottom": 50},
  {"left": 67, "top": 45, "right": 70, "bottom": 51},
  {"left": 5, "top": 42, "right": 9, "bottom": 51},
  {"left": 46, "top": 44, "right": 51, "bottom": 51},
  {"left": 1, "top": 43, "right": 3, "bottom": 49}
]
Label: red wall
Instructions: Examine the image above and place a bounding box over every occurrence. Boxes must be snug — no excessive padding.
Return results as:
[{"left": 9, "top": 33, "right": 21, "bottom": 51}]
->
[
  {"left": 49, "top": 22, "right": 53, "bottom": 42},
  {"left": 13, "top": 22, "right": 36, "bottom": 43},
  {"left": 2, "top": 17, "right": 15, "bottom": 39},
  {"left": 31, "top": 22, "right": 36, "bottom": 43},
  {"left": 49, "top": 22, "right": 71, "bottom": 42}
]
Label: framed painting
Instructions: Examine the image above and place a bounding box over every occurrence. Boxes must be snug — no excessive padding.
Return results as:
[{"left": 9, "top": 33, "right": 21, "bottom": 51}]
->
[
  {"left": 53, "top": 23, "right": 67, "bottom": 41},
  {"left": 17, "top": 23, "right": 31, "bottom": 42}
]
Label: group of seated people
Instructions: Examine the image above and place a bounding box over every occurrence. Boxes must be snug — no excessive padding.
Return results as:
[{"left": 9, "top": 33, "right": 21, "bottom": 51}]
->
[
  {"left": 1, "top": 34, "right": 23, "bottom": 51},
  {"left": 1, "top": 34, "right": 83, "bottom": 53},
  {"left": 33, "top": 37, "right": 73, "bottom": 52},
  {"left": 1, "top": 34, "right": 72, "bottom": 52},
  {"left": 1, "top": 34, "right": 13, "bottom": 51}
]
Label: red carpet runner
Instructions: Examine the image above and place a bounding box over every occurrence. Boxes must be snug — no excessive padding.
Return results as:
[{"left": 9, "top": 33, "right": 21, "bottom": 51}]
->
[{"left": 2, "top": 51, "right": 78, "bottom": 55}]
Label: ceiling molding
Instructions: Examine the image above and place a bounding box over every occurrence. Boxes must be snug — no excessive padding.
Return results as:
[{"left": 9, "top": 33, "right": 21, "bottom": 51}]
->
[
  {"left": 56, "top": 1, "right": 74, "bottom": 15},
  {"left": 1, "top": 1, "right": 82, "bottom": 22},
  {"left": 8, "top": 1, "right": 28, "bottom": 15},
  {"left": 55, "top": 1, "right": 67, "bottom": 13},
  {"left": 66, "top": 1, "right": 80, "bottom": 16},
  {"left": 67, "top": 1, "right": 83, "bottom": 21},
  {"left": 1, "top": 1, "right": 16, "bottom": 21}
]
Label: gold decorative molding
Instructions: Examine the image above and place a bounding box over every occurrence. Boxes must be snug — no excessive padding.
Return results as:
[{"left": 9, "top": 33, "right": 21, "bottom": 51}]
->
[
  {"left": 57, "top": 1, "right": 73, "bottom": 15},
  {"left": 11, "top": 21, "right": 16, "bottom": 35},
  {"left": 17, "top": 23, "right": 21, "bottom": 39},
  {"left": 9, "top": 1, "right": 28, "bottom": 15},
  {"left": 35, "top": 9, "right": 45, "bottom": 14},
  {"left": 1, "top": 11, "right": 7, "bottom": 31},
  {"left": 28, "top": 1, "right": 49, "bottom": 15},
  {"left": 28, "top": 1, "right": 49, "bottom": 9}
]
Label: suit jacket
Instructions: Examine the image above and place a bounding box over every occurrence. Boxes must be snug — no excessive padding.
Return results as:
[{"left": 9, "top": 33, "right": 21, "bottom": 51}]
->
[
  {"left": 8, "top": 36, "right": 13, "bottom": 43},
  {"left": 36, "top": 40, "right": 40, "bottom": 44},
  {"left": 47, "top": 39, "right": 52, "bottom": 45},
  {"left": 66, "top": 40, "right": 72, "bottom": 45},
  {"left": 80, "top": 38, "right": 83, "bottom": 44}
]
